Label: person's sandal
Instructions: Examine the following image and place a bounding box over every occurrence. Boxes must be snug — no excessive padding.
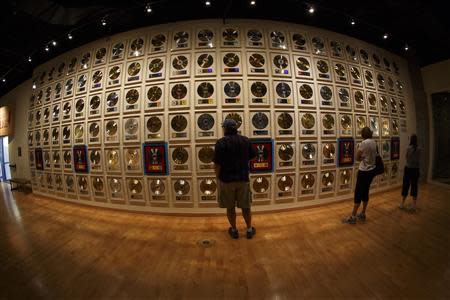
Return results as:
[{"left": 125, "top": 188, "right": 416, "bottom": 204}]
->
[
  {"left": 342, "top": 216, "right": 356, "bottom": 224},
  {"left": 246, "top": 227, "right": 256, "bottom": 239},
  {"left": 228, "top": 227, "right": 239, "bottom": 239},
  {"left": 356, "top": 213, "right": 366, "bottom": 221}
]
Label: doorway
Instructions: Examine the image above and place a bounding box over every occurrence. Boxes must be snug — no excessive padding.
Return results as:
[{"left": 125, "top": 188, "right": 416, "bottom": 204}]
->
[
  {"left": 0, "top": 136, "right": 11, "bottom": 181},
  {"left": 432, "top": 92, "right": 450, "bottom": 184}
]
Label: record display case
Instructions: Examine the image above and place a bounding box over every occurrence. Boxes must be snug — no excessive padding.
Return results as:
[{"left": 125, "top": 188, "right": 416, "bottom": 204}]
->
[{"left": 28, "top": 19, "right": 412, "bottom": 213}]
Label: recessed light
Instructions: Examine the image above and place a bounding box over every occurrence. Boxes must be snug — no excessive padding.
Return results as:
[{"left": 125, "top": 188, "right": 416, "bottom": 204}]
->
[
  {"left": 67, "top": 33, "right": 73, "bottom": 40},
  {"left": 383, "top": 33, "right": 388, "bottom": 39},
  {"left": 308, "top": 6, "right": 315, "bottom": 14},
  {"left": 250, "top": 0, "right": 256, "bottom": 6}
]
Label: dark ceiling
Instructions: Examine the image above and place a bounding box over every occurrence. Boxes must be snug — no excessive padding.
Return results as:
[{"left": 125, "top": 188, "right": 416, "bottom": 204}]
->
[{"left": 1, "top": 0, "right": 449, "bottom": 97}]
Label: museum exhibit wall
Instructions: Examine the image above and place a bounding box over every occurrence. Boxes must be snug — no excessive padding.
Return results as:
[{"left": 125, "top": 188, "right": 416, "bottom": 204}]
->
[
  {"left": 0, "top": 80, "right": 32, "bottom": 181},
  {"left": 22, "top": 19, "right": 416, "bottom": 213},
  {"left": 421, "top": 59, "right": 450, "bottom": 181}
]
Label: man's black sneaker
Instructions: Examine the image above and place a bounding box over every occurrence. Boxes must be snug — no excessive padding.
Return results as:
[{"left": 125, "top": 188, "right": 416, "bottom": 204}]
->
[
  {"left": 246, "top": 227, "right": 256, "bottom": 239},
  {"left": 228, "top": 227, "right": 239, "bottom": 239}
]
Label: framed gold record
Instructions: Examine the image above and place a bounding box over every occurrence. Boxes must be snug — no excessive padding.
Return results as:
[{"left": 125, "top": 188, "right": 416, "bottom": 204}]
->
[
  {"left": 91, "top": 176, "right": 106, "bottom": 199},
  {"left": 126, "top": 177, "right": 144, "bottom": 201},
  {"left": 63, "top": 149, "right": 72, "bottom": 169},
  {"left": 221, "top": 80, "right": 243, "bottom": 107},
  {"left": 338, "top": 168, "right": 353, "bottom": 191},
  {"left": 395, "top": 79, "right": 404, "bottom": 95},
  {"left": 106, "top": 148, "right": 122, "bottom": 173},
  {"left": 74, "top": 97, "right": 86, "bottom": 120},
  {"left": 77, "top": 175, "right": 90, "bottom": 197},
  {"left": 125, "top": 60, "right": 143, "bottom": 83},
  {"left": 195, "top": 27, "right": 215, "bottom": 48},
  {"left": 246, "top": 52, "right": 267, "bottom": 75},
  {"left": 250, "top": 111, "right": 271, "bottom": 138},
  {"left": 387, "top": 76, "right": 395, "bottom": 93},
  {"left": 291, "top": 31, "right": 309, "bottom": 52},
  {"left": 313, "top": 58, "right": 332, "bottom": 81},
  {"left": 345, "top": 44, "right": 359, "bottom": 63},
  {"left": 296, "top": 82, "right": 314, "bottom": 107},
  {"left": 381, "top": 117, "right": 390, "bottom": 137},
  {"left": 221, "top": 27, "right": 240, "bottom": 47},
  {"left": 54, "top": 174, "right": 63, "bottom": 192},
  {"left": 145, "top": 177, "right": 168, "bottom": 202},
  {"left": 90, "top": 68, "right": 104, "bottom": 91},
  {"left": 104, "top": 118, "right": 120, "bottom": 144},
  {"left": 195, "top": 144, "right": 215, "bottom": 172},
  {"left": 320, "top": 170, "right": 336, "bottom": 194},
  {"left": 248, "top": 80, "right": 269, "bottom": 106},
  {"left": 124, "top": 147, "right": 142, "bottom": 173},
  {"left": 270, "top": 53, "right": 291, "bottom": 77},
  {"left": 275, "top": 111, "right": 295, "bottom": 137},
  {"left": 221, "top": 51, "right": 242, "bottom": 75},
  {"left": 311, "top": 36, "right": 327, "bottom": 56},
  {"left": 329, "top": 40, "right": 344, "bottom": 58},
  {"left": 293, "top": 55, "right": 313, "bottom": 79},
  {"left": 89, "top": 148, "right": 103, "bottom": 172},
  {"left": 321, "top": 142, "right": 336, "bottom": 166},
  {"left": 64, "top": 174, "right": 76, "bottom": 194},
  {"left": 56, "top": 61, "right": 66, "bottom": 78},
  {"left": 276, "top": 173, "right": 295, "bottom": 199},
  {"left": 79, "top": 51, "right": 91, "bottom": 70},
  {"left": 195, "top": 80, "right": 216, "bottom": 107},
  {"left": 44, "top": 86, "right": 52, "bottom": 103},
  {"left": 169, "top": 81, "right": 190, "bottom": 108},
  {"left": 299, "top": 112, "right": 317, "bottom": 136},
  {"left": 369, "top": 115, "right": 380, "bottom": 137},
  {"left": 73, "top": 122, "right": 85, "bottom": 144},
  {"left": 353, "top": 88, "right": 366, "bottom": 111},
  {"left": 372, "top": 52, "right": 382, "bottom": 69},
  {"left": 300, "top": 142, "right": 317, "bottom": 168},
  {"left": 66, "top": 57, "right": 77, "bottom": 75},
  {"left": 146, "top": 56, "right": 166, "bottom": 81},
  {"left": 359, "top": 48, "right": 371, "bottom": 66},
  {"left": 391, "top": 118, "right": 400, "bottom": 136},
  {"left": 246, "top": 28, "right": 264, "bottom": 48},
  {"left": 383, "top": 57, "right": 392, "bottom": 72},
  {"left": 51, "top": 126, "right": 59, "bottom": 146},
  {"left": 51, "top": 103, "right": 61, "bottom": 123},
  {"left": 62, "top": 124, "right": 71, "bottom": 145},
  {"left": 271, "top": 80, "right": 293, "bottom": 106},
  {"left": 398, "top": 98, "right": 406, "bottom": 116},
  {"left": 195, "top": 52, "right": 216, "bottom": 76},
  {"left": 63, "top": 77, "right": 74, "bottom": 98},
  {"left": 128, "top": 36, "right": 145, "bottom": 57},
  {"left": 275, "top": 142, "right": 295, "bottom": 170},
  {"left": 320, "top": 113, "right": 336, "bottom": 137},
  {"left": 197, "top": 177, "right": 217, "bottom": 202},
  {"left": 53, "top": 81, "right": 62, "bottom": 101},
  {"left": 104, "top": 90, "right": 121, "bottom": 115},
  {"left": 268, "top": 30, "right": 288, "bottom": 50},
  {"left": 348, "top": 64, "right": 363, "bottom": 86},
  {"left": 123, "top": 86, "right": 141, "bottom": 113},
  {"left": 107, "top": 176, "right": 124, "bottom": 201},
  {"left": 52, "top": 150, "right": 61, "bottom": 169},
  {"left": 145, "top": 83, "right": 164, "bottom": 110},
  {"left": 355, "top": 114, "right": 367, "bottom": 136},
  {"left": 317, "top": 84, "right": 335, "bottom": 109},
  {"left": 339, "top": 113, "right": 353, "bottom": 136},
  {"left": 170, "top": 53, "right": 191, "bottom": 78},
  {"left": 94, "top": 47, "right": 108, "bottom": 66},
  {"left": 172, "top": 30, "right": 191, "bottom": 50},
  {"left": 109, "top": 40, "right": 126, "bottom": 62},
  {"left": 381, "top": 139, "right": 391, "bottom": 161},
  {"left": 43, "top": 106, "right": 50, "bottom": 125},
  {"left": 45, "top": 172, "right": 53, "bottom": 190},
  {"left": 43, "top": 150, "right": 51, "bottom": 169},
  {"left": 299, "top": 172, "right": 316, "bottom": 197},
  {"left": 107, "top": 63, "right": 123, "bottom": 87},
  {"left": 250, "top": 175, "right": 272, "bottom": 202},
  {"left": 376, "top": 72, "right": 386, "bottom": 90},
  {"left": 123, "top": 117, "right": 140, "bottom": 143},
  {"left": 145, "top": 114, "right": 164, "bottom": 140},
  {"left": 88, "top": 94, "right": 102, "bottom": 118},
  {"left": 195, "top": 112, "right": 217, "bottom": 140},
  {"left": 171, "top": 178, "right": 192, "bottom": 202},
  {"left": 362, "top": 68, "right": 375, "bottom": 89},
  {"left": 149, "top": 32, "right": 168, "bottom": 53},
  {"left": 389, "top": 97, "right": 398, "bottom": 115},
  {"left": 170, "top": 145, "right": 191, "bottom": 173},
  {"left": 169, "top": 113, "right": 190, "bottom": 140},
  {"left": 366, "top": 91, "right": 378, "bottom": 112},
  {"left": 332, "top": 61, "right": 348, "bottom": 83}
]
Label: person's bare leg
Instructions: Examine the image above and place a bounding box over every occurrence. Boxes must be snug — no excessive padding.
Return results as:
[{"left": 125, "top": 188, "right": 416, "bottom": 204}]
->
[
  {"left": 352, "top": 203, "right": 360, "bottom": 216},
  {"left": 411, "top": 196, "right": 417, "bottom": 210},
  {"left": 227, "top": 208, "right": 237, "bottom": 229},
  {"left": 361, "top": 201, "right": 368, "bottom": 215},
  {"left": 242, "top": 208, "right": 252, "bottom": 229}
]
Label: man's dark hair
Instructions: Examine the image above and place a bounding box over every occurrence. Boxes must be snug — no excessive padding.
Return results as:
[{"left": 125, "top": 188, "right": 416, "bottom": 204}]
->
[
  {"left": 224, "top": 126, "right": 238, "bottom": 135},
  {"left": 361, "top": 126, "right": 373, "bottom": 139}
]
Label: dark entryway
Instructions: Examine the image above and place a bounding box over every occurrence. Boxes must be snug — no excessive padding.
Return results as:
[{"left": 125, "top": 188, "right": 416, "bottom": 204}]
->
[{"left": 432, "top": 92, "right": 450, "bottom": 184}]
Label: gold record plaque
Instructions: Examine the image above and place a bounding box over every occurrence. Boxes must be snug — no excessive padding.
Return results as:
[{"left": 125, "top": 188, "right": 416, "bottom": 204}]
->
[
  {"left": 300, "top": 113, "right": 315, "bottom": 135},
  {"left": 127, "top": 61, "right": 141, "bottom": 82},
  {"left": 199, "top": 178, "right": 217, "bottom": 200},
  {"left": 370, "top": 116, "right": 379, "bottom": 137},
  {"left": 322, "top": 143, "right": 336, "bottom": 164},
  {"left": 350, "top": 65, "right": 362, "bottom": 85},
  {"left": 196, "top": 53, "right": 214, "bottom": 75},
  {"left": 128, "top": 179, "right": 143, "bottom": 199},
  {"left": 340, "top": 114, "right": 352, "bottom": 135},
  {"left": 321, "top": 171, "right": 335, "bottom": 193},
  {"left": 364, "top": 69, "right": 375, "bottom": 88},
  {"left": 125, "top": 149, "right": 140, "bottom": 171},
  {"left": 223, "top": 81, "right": 241, "bottom": 104},
  {"left": 295, "top": 56, "right": 312, "bottom": 78},
  {"left": 147, "top": 57, "right": 165, "bottom": 79},
  {"left": 125, "top": 88, "right": 139, "bottom": 111},
  {"left": 339, "top": 169, "right": 352, "bottom": 190},
  {"left": 247, "top": 29, "right": 263, "bottom": 47},
  {"left": 196, "top": 81, "right": 215, "bottom": 105},
  {"left": 89, "top": 95, "right": 101, "bottom": 116},
  {"left": 312, "top": 36, "right": 326, "bottom": 55},
  {"left": 316, "top": 59, "right": 330, "bottom": 80},
  {"left": 319, "top": 85, "right": 333, "bottom": 107},
  {"left": 321, "top": 113, "right": 335, "bottom": 136},
  {"left": 298, "top": 83, "right": 313, "bottom": 106},
  {"left": 301, "top": 143, "right": 316, "bottom": 166},
  {"left": 274, "top": 81, "right": 292, "bottom": 105},
  {"left": 105, "top": 120, "right": 119, "bottom": 142},
  {"left": 277, "top": 175, "right": 294, "bottom": 196},
  {"left": 277, "top": 112, "right": 293, "bottom": 136},
  {"left": 334, "top": 62, "right": 347, "bottom": 82},
  {"left": 272, "top": 54, "right": 290, "bottom": 76},
  {"left": 222, "top": 52, "right": 240, "bottom": 74},
  {"left": 89, "top": 122, "right": 100, "bottom": 143},
  {"left": 337, "top": 87, "right": 350, "bottom": 109},
  {"left": 105, "top": 91, "right": 119, "bottom": 113},
  {"left": 74, "top": 98, "right": 85, "bottom": 118},
  {"left": 301, "top": 173, "right": 315, "bottom": 195},
  {"left": 111, "top": 42, "right": 125, "bottom": 60},
  {"left": 92, "top": 177, "right": 105, "bottom": 197},
  {"left": 292, "top": 32, "right": 308, "bottom": 51},
  {"left": 171, "top": 114, "right": 188, "bottom": 138},
  {"left": 150, "top": 179, "right": 166, "bottom": 199},
  {"left": 198, "top": 146, "right": 215, "bottom": 170},
  {"left": 197, "top": 113, "right": 215, "bottom": 137},
  {"left": 146, "top": 115, "right": 163, "bottom": 139},
  {"left": 330, "top": 40, "right": 343, "bottom": 58},
  {"left": 248, "top": 53, "right": 266, "bottom": 74},
  {"left": 174, "top": 179, "right": 190, "bottom": 200},
  {"left": 270, "top": 31, "right": 287, "bottom": 49},
  {"left": 78, "top": 176, "right": 89, "bottom": 195},
  {"left": 173, "top": 31, "right": 190, "bottom": 49},
  {"left": 146, "top": 85, "right": 163, "bottom": 109},
  {"left": 172, "top": 55, "right": 189, "bottom": 76},
  {"left": 222, "top": 28, "right": 239, "bottom": 46},
  {"left": 150, "top": 33, "right": 167, "bottom": 52},
  {"left": 107, "top": 149, "right": 120, "bottom": 172},
  {"left": 172, "top": 146, "right": 189, "bottom": 171},
  {"left": 129, "top": 38, "right": 144, "bottom": 57},
  {"left": 197, "top": 29, "right": 214, "bottom": 48},
  {"left": 90, "top": 150, "right": 102, "bottom": 171},
  {"left": 354, "top": 90, "right": 365, "bottom": 110},
  {"left": 278, "top": 143, "right": 294, "bottom": 167},
  {"left": 124, "top": 118, "right": 139, "bottom": 141},
  {"left": 251, "top": 112, "right": 269, "bottom": 136},
  {"left": 252, "top": 176, "right": 270, "bottom": 195},
  {"left": 170, "top": 83, "right": 188, "bottom": 107},
  {"left": 250, "top": 81, "right": 268, "bottom": 104},
  {"left": 109, "top": 178, "right": 123, "bottom": 198},
  {"left": 108, "top": 65, "right": 121, "bottom": 86}
]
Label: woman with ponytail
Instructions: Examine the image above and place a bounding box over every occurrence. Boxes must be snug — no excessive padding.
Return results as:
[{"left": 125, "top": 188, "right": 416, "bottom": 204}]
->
[{"left": 400, "top": 134, "right": 421, "bottom": 211}]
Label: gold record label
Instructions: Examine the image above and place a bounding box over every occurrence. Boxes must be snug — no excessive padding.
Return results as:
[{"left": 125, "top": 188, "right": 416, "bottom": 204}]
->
[
  {"left": 150, "top": 179, "right": 165, "bottom": 195},
  {"left": 93, "top": 177, "right": 104, "bottom": 192},
  {"left": 151, "top": 34, "right": 166, "bottom": 47},
  {"left": 278, "top": 144, "right": 293, "bottom": 161},
  {"left": 340, "top": 115, "right": 352, "bottom": 129},
  {"left": 107, "top": 150, "right": 119, "bottom": 167},
  {"left": 334, "top": 63, "right": 346, "bottom": 76},
  {"left": 278, "top": 175, "right": 293, "bottom": 192},
  {"left": 109, "top": 178, "right": 122, "bottom": 193},
  {"left": 320, "top": 86, "right": 333, "bottom": 100},
  {"left": 302, "top": 143, "right": 316, "bottom": 159},
  {"left": 171, "top": 115, "right": 188, "bottom": 132},
  {"left": 276, "top": 82, "right": 291, "bottom": 98},
  {"left": 316, "top": 60, "right": 329, "bottom": 73},
  {"left": 109, "top": 66, "right": 121, "bottom": 80},
  {"left": 225, "top": 113, "right": 242, "bottom": 129},
  {"left": 112, "top": 42, "right": 124, "bottom": 56},
  {"left": 90, "top": 150, "right": 101, "bottom": 164},
  {"left": 89, "top": 123, "right": 99, "bottom": 137},
  {"left": 125, "top": 118, "right": 139, "bottom": 134},
  {"left": 171, "top": 83, "right": 187, "bottom": 99},
  {"left": 296, "top": 57, "right": 310, "bottom": 71},
  {"left": 350, "top": 66, "right": 361, "bottom": 80},
  {"left": 338, "top": 88, "right": 350, "bottom": 102},
  {"left": 301, "top": 113, "right": 315, "bottom": 129},
  {"left": 223, "top": 53, "right": 240, "bottom": 67},
  {"left": 198, "top": 29, "right": 213, "bottom": 42},
  {"left": 78, "top": 177, "right": 88, "bottom": 191},
  {"left": 198, "top": 147, "right": 215, "bottom": 163},
  {"left": 74, "top": 124, "right": 84, "bottom": 138},
  {"left": 126, "top": 89, "right": 139, "bottom": 104},
  {"left": 323, "top": 143, "right": 335, "bottom": 158},
  {"left": 147, "top": 116, "right": 162, "bottom": 133},
  {"left": 340, "top": 170, "right": 351, "bottom": 184},
  {"left": 251, "top": 81, "right": 267, "bottom": 97},
  {"left": 75, "top": 99, "right": 84, "bottom": 112},
  {"left": 197, "top": 82, "right": 214, "bottom": 98},
  {"left": 252, "top": 112, "right": 269, "bottom": 129},
  {"left": 200, "top": 179, "right": 216, "bottom": 195},
  {"left": 247, "top": 29, "right": 262, "bottom": 42},
  {"left": 253, "top": 176, "right": 269, "bottom": 193},
  {"left": 92, "top": 70, "right": 103, "bottom": 83},
  {"left": 273, "top": 55, "right": 288, "bottom": 69},
  {"left": 301, "top": 174, "right": 315, "bottom": 189},
  {"left": 354, "top": 91, "right": 364, "bottom": 104},
  {"left": 147, "top": 86, "right": 162, "bottom": 102},
  {"left": 95, "top": 48, "right": 106, "bottom": 60},
  {"left": 106, "top": 92, "right": 119, "bottom": 107},
  {"left": 64, "top": 151, "right": 71, "bottom": 163},
  {"left": 197, "top": 113, "right": 215, "bottom": 131},
  {"left": 62, "top": 126, "right": 70, "bottom": 139},
  {"left": 126, "top": 149, "right": 140, "bottom": 166},
  {"left": 174, "top": 31, "right": 189, "bottom": 45},
  {"left": 105, "top": 120, "right": 118, "bottom": 136},
  {"left": 174, "top": 179, "right": 190, "bottom": 195},
  {"left": 249, "top": 53, "right": 265, "bottom": 67},
  {"left": 172, "top": 55, "right": 188, "bottom": 70},
  {"left": 277, "top": 112, "right": 293, "bottom": 129},
  {"left": 90, "top": 96, "right": 100, "bottom": 109},
  {"left": 357, "top": 116, "right": 366, "bottom": 129},
  {"left": 149, "top": 58, "right": 164, "bottom": 73},
  {"left": 128, "top": 179, "right": 143, "bottom": 194},
  {"left": 197, "top": 54, "right": 213, "bottom": 68},
  {"left": 130, "top": 38, "right": 144, "bottom": 52},
  {"left": 365, "top": 70, "right": 373, "bottom": 82},
  {"left": 322, "top": 172, "right": 334, "bottom": 187},
  {"left": 299, "top": 84, "right": 313, "bottom": 99},
  {"left": 322, "top": 114, "right": 335, "bottom": 129},
  {"left": 224, "top": 81, "right": 241, "bottom": 97},
  {"left": 127, "top": 62, "right": 141, "bottom": 76},
  {"left": 223, "top": 28, "right": 238, "bottom": 41},
  {"left": 172, "top": 147, "right": 189, "bottom": 164}
]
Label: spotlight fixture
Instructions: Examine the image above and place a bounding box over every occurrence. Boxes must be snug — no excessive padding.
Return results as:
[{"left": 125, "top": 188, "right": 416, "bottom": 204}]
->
[
  {"left": 67, "top": 33, "right": 73, "bottom": 40},
  {"left": 404, "top": 44, "right": 409, "bottom": 51},
  {"left": 28, "top": 56, "right": 32, "bottom": 62},
  {"left": 308, "top": 6, "right": 315, "bottom": 14},
  {"left": 101, "top": 17, "right": 107, "bottom": 26},
  {"left": 32, "top": 82, "right": 37, "bottom": 89},
  {"left": 1, "top": 78, "right": 5, "bottom": 83},
  {"left": 205, "top": 0, "right": 211, "bottom": 7},
  {"left": 383, "top": 33, "right": 388, "bottom": 39},
  {"left": 250, "top": 0, "right": 256, "bottom": 6},
  {"left": 145, "top": 3, "right": 152, "bottom": 13},
  {"left": 52, "top": 40, "right": 57, "bottom": 46},
  {"left": 45, "top": 45, "right": 50, "bottom": 52},
  {"left": 350, "top": 19, "right": 356, "bottom": 26}
]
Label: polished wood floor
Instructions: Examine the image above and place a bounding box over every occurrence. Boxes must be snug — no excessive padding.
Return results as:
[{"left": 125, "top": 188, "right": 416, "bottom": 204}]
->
[{"left": 1, "top": 182, "right": 449, "bottom": 299}]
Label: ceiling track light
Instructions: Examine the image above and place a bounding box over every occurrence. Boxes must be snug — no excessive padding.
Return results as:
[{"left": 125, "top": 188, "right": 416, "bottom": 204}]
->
[
  {"left": 67, "top": 33, "right": 73, "bottom": 40},
  {"left": 32, "top": 82, "right": 37, "bottom": 89},
  {"left": 145, "top": 3, "right": 152, "bottom": 13},
  {"left": 1, "top": 78, "right": 6, "bottom": 83},
  {"left": 350, "top": 19, "right": 356, "bottom": 26},
  {"left": 404, "top": 44, "right": 409, "bottom": 51},
  {"left": 45, "top": 45, "right": 50, "bottom": 52},
  {"left": 308, "top": 6, "right": 315, "bottom": 14},
  {"left": 101, "top": 17, "right": 107, "bottom": 26},
  {"left": 28, "top": 56, "right": 32, "bottom": 62},
  {"left": 250, "top": 0, "right": 256, "bottom": 6},
  {"left": 52, "top": 40, "right": 57, "bottom": 46},
  {"left": 383, "top": 33, "right": 389, "bottom": 39},
  {"left": 205, "top": 0, "right": 211, "bottom": 7}
]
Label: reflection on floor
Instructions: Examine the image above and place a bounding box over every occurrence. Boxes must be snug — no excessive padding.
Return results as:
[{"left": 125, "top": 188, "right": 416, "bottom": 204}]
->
[{"left": 1, "top": 182, "right": 449, "bottom": 299}]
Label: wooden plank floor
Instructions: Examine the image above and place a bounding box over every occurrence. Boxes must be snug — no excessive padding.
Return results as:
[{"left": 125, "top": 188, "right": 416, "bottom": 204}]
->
[{"left": 1, "top": 182, "right": 449, "bottom": 299}]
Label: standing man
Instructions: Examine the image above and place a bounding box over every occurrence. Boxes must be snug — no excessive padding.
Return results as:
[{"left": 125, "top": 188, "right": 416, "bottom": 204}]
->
[{"left": 213, "top": 119, "right": 256, "bottom": 239}]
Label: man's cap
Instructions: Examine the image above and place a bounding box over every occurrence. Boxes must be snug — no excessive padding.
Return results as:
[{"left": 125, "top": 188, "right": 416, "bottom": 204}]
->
[{"left": 222, "top": 118, "right": 237, "bottom": 128}]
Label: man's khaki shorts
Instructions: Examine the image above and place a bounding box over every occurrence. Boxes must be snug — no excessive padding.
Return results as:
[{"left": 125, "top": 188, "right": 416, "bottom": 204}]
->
[{"left": 218, "top": 180, "right": 252, "bottom": 209}]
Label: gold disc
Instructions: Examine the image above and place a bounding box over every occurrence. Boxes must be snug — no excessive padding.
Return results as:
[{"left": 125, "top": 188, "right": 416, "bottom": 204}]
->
[
  {"left": 252, "top": 176, "right": 269, "bottom": 193},
  {"left": 301, "top": 113, "right": 315, "bottom": 129},
  {"left": 301, "top": 173, "right": 315, "bottom": 189},
  {"left": 278, "top": 144, "right": 293, "bottom": 161},
  {"left": 278, "top": 175, "right": 293, "bottom": 192},
  {"left": 200, "top": 179, "right": 216, "bottom": 195}
]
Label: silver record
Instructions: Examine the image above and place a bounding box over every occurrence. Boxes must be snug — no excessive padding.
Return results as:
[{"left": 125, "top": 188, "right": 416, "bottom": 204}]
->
[{"left": 125, "top": 118, "right": 139, "bottom": 135}]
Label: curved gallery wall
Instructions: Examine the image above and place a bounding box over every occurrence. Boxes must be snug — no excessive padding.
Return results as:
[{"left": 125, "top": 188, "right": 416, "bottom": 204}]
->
[{"left": 27, "top": 19, "right": 414, "bottom": 213}]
